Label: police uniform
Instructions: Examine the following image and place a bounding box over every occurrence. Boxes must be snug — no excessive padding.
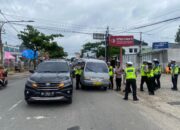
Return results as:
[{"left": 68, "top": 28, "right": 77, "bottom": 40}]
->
[
  {"left": 124, "top": 62, "right": 138, "bottom": 101},
  {"left": 109, "top": 66, "right": 114, "bottom": 89},
  {"left": 140, "top": 62, "right": 148, "bottom": 91},
  {"left": 171, "top": 63, "right": 179, "bottom": 90},
  {"left": 153, "top": 64, "right": 161, "bottom": 89},
  {"left": 75, "top": 67, "right": 82, "bottom": 89},
  {"left": 147, "top": 62, "right": 155, "bottom": 95}
]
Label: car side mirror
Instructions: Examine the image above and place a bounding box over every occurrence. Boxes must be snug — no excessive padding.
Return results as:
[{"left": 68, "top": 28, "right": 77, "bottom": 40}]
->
[{"left": 29, "top": 70, "right": 35, "bottom": 73}]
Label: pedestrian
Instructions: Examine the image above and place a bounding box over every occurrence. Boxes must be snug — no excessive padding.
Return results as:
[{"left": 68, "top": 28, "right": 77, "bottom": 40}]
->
[
  {"left": 147, "top": 61, "right": 155, "bottom": 95},
  {"left": 108, "top": 62, "right": 114, "bottom": 90},
  {"left": 140, "top": 61, "right": 148, "bottom": 91},
  {"left": 115, "top": 63, "right": 123, "bottom": 91},
  {"left": 153, "top": 59, "right": 161, "bottom": 90},
  {"left": 75, "top": 63, "right": 82, "bottom": 90},
  {"left": 170, "top": 59, "right": 179, "bottom": 91},
  {"left": 123, "top": 61, "right": 138, "bottom": 101}
]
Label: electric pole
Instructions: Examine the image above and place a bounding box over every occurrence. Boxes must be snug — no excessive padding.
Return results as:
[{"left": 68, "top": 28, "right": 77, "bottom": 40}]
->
[
  {"left": 105, "top": 26, "right": 109, "bottom": 62},
  {"left": 139, "top": 32, "right": 142, "bottom": 65}
]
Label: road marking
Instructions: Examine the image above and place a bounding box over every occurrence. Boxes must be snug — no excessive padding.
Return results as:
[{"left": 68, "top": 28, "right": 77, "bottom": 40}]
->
[
  {"left": 10, "top": 117, "right": 15, "bottom": 120},
  {"left": 33, "top": 116, "right": 46, "bottom": 120},
  {"left": 26, "top": 117, "right": 31, "bottom": 120},
  {"left": 8, "top": 100, "right": 22, "bottom": 111},
  {"left": 0, "top": 116, "right": 2, "bottom": 120}
]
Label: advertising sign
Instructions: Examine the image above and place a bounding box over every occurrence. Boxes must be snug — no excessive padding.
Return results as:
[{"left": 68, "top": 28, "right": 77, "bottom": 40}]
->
[
  {"left": 109, "top": 35, "right": 134, "bottom": 47},
  {"left": 152, "top": 42, "right": 169, "bottom": 49}
]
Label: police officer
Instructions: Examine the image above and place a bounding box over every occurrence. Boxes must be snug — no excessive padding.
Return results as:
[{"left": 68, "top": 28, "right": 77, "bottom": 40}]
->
[
  {"left": 108, "top": 62, "right": 114, "bottom": 90},
  {"left": 147, "top": 61, "right": 155, "bottom": 95},
  {"left": 170, "top": 59, "right": 179, "bottom": 91},
  {"left": 140, "top": 61, "right": 148, "bottom": 91},
  {"left": 75, "top": 63, "right": 82, "bottom": 90},
  {"left": 123, "top": 62, "right": 138, "bottom": 101},
  {"left": 153, "top": 59, "right": 161, "bottom": 90}
]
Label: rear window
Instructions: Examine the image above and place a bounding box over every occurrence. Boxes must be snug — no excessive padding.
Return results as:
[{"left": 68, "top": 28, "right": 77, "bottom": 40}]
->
[
  {"left": 36, "top": 62, "right": 69, "bottom": 73},
  {"left": 85, "top": 62, "right": 108, "bottom": 73}
]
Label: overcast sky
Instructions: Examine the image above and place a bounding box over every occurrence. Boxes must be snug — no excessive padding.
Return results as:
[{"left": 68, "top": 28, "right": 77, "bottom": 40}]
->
[{"left": 0, "top": 0, "right": 180, "bottom": 57}]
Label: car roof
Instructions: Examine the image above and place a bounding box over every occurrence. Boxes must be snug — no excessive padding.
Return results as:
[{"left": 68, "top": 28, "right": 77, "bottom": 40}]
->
[
  {"left": 82, "top": 58, "right": 106, "bottom": 63},
  {"left": 43, "top": 59, "right": 67, "bottom": 63}
]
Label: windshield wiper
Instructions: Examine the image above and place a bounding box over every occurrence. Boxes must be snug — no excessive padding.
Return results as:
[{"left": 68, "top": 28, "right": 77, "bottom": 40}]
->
[{"left": 86, "top": 67, "right": 95, "bottom": 72}]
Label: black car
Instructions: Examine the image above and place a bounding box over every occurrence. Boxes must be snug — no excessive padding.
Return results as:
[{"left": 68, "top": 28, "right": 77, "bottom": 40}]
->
[{"left": 24, "top": 60, "right": 73, "bottom": 104}]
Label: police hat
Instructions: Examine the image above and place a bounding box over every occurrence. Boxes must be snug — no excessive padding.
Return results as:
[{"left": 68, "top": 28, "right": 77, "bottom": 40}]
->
[{"left": 127, "top": 61, "right": 133, "bottom": 65}]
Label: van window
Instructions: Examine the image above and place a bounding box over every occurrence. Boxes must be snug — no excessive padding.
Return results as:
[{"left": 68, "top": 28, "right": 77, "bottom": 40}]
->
[{"left": 85, "top": 62, "right": 108, "bottom": 73}]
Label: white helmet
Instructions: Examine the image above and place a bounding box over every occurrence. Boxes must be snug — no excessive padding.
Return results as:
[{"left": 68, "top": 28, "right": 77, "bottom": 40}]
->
[{"left": 127, "top": 61, "right": 133, "bottom": 65}]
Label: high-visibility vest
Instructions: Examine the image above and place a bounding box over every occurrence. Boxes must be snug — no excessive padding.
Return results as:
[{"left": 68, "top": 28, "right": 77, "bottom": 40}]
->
[
  {"left": 109, "top": 66, "right": 114, "bottom": 76},
  {"left": 141, "top": 64, "right": 146, "bottom": 76},
  {"left": 125, "top": 67, "right": 136, "bottom": 79},
  {"left": 147, "top": 69, "right": 154, "bottom": 78},
  {"left": 171, "top": 65, "right": 179, "bottom": 75},
  {"left": 75, "top": 68, "right": 82, "bottom": 75},
  {"left": 153, "top": 65, "right": 161, "bottom": 75}
]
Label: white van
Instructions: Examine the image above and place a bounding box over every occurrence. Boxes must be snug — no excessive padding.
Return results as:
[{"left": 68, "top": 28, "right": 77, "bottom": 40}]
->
[{"left": 80, "top": 59, "right": 109, "bottom": 90}]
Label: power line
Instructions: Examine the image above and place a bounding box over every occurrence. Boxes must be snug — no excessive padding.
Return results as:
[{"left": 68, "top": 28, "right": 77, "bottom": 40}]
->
[
  {"left": 129, "top": 16, "right": 180, "bottom": 30},
  {"left": 0, "top": 11, "right": 19, "bottom": 33}
]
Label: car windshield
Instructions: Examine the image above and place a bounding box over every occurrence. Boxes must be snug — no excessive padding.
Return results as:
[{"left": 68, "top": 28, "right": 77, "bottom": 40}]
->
[
  {"left": 36, "top": 62, "right": 69, "bottom": 73},
  {"left": 85, "top": 62, "right": 108, "bottom": 73}
]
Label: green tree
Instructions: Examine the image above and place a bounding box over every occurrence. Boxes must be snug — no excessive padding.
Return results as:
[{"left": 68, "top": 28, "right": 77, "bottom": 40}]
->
[
  {"left": 81, "top": 41, "right": 125, "bottom": 58},
  {"left": 175, "top": 25, "right": 180, "bottom": 43},
  {"left": 18, "top": 25, "right": 66, "bottom": 68}
]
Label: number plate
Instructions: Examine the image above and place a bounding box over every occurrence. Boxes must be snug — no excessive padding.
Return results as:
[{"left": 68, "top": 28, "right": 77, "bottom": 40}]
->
[
  {"left": 93, "top": 82, "right": 102, "bottom": 86},
  {"left": 41, "top": 92, "right": 54, "bottom": 97}
]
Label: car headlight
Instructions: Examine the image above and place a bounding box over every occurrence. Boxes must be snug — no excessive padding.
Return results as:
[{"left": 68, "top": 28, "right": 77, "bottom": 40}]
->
[
  {"left": 58, "top": 78, "right": 72, "bottom": 88},
  {"left": 27, "top": 78, "right": 38, "bottom": 88}
]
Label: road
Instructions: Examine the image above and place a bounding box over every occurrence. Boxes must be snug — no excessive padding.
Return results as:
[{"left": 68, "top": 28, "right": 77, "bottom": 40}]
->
[{"left": 0, "top": 76, "right": 161, "bottom": 130}]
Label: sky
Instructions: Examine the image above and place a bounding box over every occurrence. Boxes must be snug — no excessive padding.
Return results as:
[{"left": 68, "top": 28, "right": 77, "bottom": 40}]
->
[{"left": 0, "top": 0, "right": 180, "bottom": 57}]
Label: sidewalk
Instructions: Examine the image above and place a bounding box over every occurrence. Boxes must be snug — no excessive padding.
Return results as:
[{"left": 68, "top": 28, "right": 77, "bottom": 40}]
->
[
  {"left": 8, "top": 71, "right": 30, "bottom": 79},
  {"left": 118, "top": 74, "right": 180, "bottom": 129}
]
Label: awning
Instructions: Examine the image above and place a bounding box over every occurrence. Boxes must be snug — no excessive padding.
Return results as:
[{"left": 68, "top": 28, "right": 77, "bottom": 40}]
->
[{"left": 4, "top": 52, "right": 15, "bottom": 60}]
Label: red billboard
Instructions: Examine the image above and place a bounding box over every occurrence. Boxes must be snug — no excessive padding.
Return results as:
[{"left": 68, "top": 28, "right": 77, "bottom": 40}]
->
[{"left": 109, "top": 35, "right": 134, "bottom": 47}]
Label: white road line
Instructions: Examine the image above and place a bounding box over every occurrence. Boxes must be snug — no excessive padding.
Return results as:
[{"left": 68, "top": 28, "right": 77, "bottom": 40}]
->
[{"left": 8, "top": 100, "right": 22, "bottom": 112}]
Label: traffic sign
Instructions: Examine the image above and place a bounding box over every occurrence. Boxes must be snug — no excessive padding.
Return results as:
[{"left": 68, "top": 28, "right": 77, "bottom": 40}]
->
[{"left": 93, "top": 33, "right": 105, "bottom": 40}]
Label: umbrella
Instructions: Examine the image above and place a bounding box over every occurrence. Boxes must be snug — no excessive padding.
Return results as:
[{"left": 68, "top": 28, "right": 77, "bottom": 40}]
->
[{"left": 22, "top": 49, "right": 38, "bottom": 59}]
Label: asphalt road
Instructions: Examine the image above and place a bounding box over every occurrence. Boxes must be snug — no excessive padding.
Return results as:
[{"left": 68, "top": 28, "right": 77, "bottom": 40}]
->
[{"left": 0, "top": 77, "right": 161, "bottom": 130}]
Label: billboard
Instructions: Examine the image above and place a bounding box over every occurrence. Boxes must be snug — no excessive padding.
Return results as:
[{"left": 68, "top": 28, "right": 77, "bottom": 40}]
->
[
  {"left": 152, "top": 42, "right": 169, "bottom": 49},
  {"left": 109, "top": 35, "right": 134, "bottom": 47}
]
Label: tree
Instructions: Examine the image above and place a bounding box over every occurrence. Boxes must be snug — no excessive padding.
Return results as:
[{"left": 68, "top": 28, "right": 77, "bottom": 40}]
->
[
  {"left": 175, "top": 25, "right": 180, "bottom": 43},
  {"left": 18, "top": 25, "right": 66, "bottom": 68},
  {"left": 81, "top": 41, "right": 125, "bottom": 58}
]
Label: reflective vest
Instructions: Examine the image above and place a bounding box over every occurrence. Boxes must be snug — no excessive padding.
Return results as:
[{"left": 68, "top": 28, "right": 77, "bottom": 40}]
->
[
  {"left": 171, "top": 65, "right": 179, "bottom": 75},
  {"left": 141, "top": 64, "right": 146, "bottom": 76},
  {"left": 109, "top": 66, "right": 114, "bottom": 77},
  {"left": 153, "top": 65, "right": 161, "bottom": 75},
  {"left": 147, "top": 69, "right": 154, "bottom": 78},
  {"left": 75, "top": 68, "right": 82, "bottom": 75},
  {"left": 125, "top": 67, "right": 136, "bottom": 79}
]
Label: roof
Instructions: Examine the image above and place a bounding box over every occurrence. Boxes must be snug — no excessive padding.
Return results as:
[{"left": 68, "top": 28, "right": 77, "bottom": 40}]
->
[
  {"left": 44, "top": 59, "right": 67, "bottom": 63},
  {"left": 82, "top": 58, "right": 106, "bottom": 63},
  {"left": 134, "top": 39, "right": 148, "bottom": 46}
]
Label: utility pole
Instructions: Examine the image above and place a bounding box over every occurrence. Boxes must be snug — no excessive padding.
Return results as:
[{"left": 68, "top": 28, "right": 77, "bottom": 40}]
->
[
  {"left": 139, "top": 32, "right": 142, "bottom": 65},
  {"left": 105, "top": 26, "right": 109, "bottom": 62}
]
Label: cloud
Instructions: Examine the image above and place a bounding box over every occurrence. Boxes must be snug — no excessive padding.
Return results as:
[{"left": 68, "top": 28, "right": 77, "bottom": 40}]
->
[{"left": 0, "top": 0, "right": 180, "bottom": 55}]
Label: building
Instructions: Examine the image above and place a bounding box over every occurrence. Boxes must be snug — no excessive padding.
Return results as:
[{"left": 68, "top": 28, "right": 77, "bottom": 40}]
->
[{"left": 3, "top": 44, "right": 21, "bottom": 62}]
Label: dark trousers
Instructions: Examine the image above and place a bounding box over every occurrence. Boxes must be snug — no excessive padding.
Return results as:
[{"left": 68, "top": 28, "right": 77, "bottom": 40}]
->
[
  {"left": 76, "top": 75, "right": 81, "bottom": 89},
  {"left": 154, "top": 74, "right": 161, "bottom": 89},
  {"left": 172, "top": 75, "right": 178, "bottom": 90},
  {"left": 147, "top": 77, "right": 155, "bottom": 95},
  {"left": 109, "top": 76, "right": 114, "bottom": 89},
  {"left": 116, "top": 78, "right": 122, "bottom": 90},
  {"left": 140, "top": 76, "right": 148, "bottom": 90},
  {"left": 124, "top": 79, "right": 137, "bottom": 99}
]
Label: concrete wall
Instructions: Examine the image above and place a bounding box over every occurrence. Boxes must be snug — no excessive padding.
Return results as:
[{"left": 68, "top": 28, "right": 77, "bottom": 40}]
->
[{"left": 167, "top": 49, "right": 180, "bottom": 65}]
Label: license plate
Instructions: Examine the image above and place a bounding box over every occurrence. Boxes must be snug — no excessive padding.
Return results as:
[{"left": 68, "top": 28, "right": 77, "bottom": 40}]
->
[
  {"left": 41, "top": 92, "right": 54, "bottom": 97},
  {"left": 93, "top": 82, "right": 102, "bottom": 86}
]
